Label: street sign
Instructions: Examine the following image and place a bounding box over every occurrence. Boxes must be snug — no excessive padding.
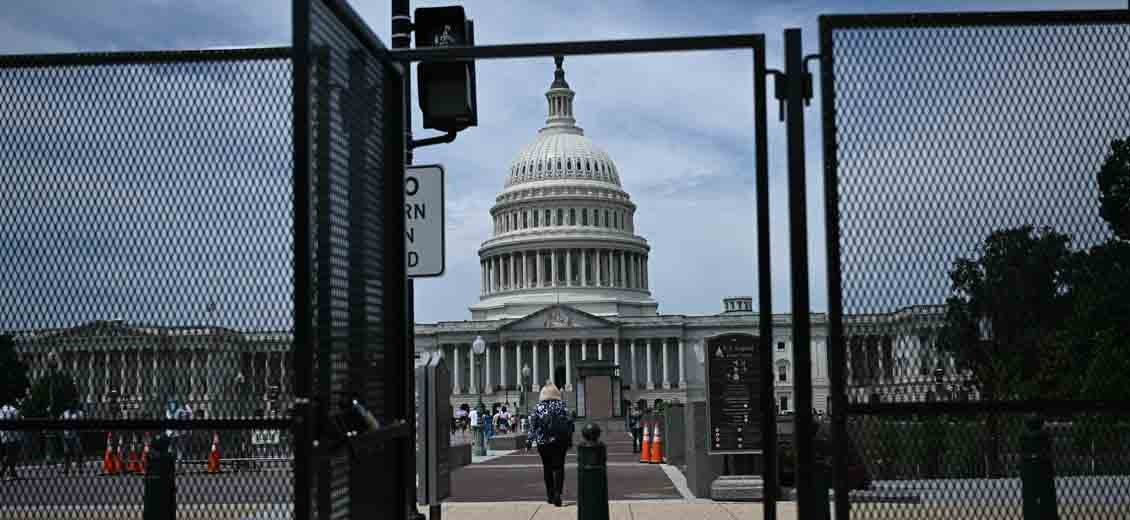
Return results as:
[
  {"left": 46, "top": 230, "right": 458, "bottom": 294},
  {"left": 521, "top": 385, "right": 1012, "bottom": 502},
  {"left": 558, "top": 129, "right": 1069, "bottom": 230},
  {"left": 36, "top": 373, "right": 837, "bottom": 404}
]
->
[
  {"left": 706, "top": 334, "right": 762, "bottom": 454},
  {"left": 251, "top": 429, "right": 281, "bottom": 445},
  {"left": 406, "top": 165, "right": 445, "bottom": 277}
]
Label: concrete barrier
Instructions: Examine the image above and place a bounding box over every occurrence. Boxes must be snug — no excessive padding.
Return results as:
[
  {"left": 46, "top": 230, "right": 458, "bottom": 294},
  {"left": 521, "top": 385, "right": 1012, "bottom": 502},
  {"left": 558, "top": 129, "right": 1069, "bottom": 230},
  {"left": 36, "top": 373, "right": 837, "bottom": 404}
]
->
[
  {"left": 449, "top": 443, "right": 472, "bottom": 468},
  {"left": 488, "top": 434, "right": 527, "bottom": 451}
]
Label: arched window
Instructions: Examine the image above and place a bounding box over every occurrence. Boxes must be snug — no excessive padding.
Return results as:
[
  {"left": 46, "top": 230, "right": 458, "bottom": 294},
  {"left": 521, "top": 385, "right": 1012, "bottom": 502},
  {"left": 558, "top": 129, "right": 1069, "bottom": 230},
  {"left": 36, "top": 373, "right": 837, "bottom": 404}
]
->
[
  {"left": 557, "top": 209, "right": 564, "bottom": 226},
  {"left": 581, "top": 209, "right": 588, "bottom": 226},
  {"left": 533, "top": 210, "right": 539, "bottom": 227},
  {"left": 585, "top": 160, "right": 591, "bottom": 172},
  {"left": 604, "top": 210, "right": 610, "bottom": 228},
  {"left": 557, "top": 159, "right": 563, "bottom": 170},
  {"left": 545, "top": 209, "right": 552, "bottom": 227},
  {"left": 566, "top": 158, "right": 572, "bottom": 170},
  {"left": 523, "top": 212, "right": 528, "bottom": 229},
  {"left": 569, "top": 208, "right": 576, "bottom": 226}
]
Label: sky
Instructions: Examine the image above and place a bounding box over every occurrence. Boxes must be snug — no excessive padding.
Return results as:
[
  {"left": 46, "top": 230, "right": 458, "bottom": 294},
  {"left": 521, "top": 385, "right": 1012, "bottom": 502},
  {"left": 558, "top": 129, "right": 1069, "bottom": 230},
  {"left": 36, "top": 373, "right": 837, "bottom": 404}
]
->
[{"left": 1, "top": 0, "right": 1126, "bottom": 329}]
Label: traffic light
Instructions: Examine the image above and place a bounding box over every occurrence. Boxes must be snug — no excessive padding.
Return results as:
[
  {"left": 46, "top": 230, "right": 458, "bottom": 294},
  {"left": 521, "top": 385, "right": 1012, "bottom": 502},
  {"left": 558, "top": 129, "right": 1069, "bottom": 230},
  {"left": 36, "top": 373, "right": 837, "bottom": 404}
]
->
[{"left": 414, "top": 6, "right": 478, "bottom": 133}]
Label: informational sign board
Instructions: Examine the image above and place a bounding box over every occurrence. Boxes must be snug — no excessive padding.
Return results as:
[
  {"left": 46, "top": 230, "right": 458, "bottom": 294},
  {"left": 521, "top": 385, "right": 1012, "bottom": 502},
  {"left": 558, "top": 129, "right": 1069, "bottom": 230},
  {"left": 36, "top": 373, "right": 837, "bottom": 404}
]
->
[
  {"left": 415, "top": 351, "right": 452, "bottom": 505},
  {"left": 251, "top": 429, "right": 281, "bottom": 445},
  {"left": 406, "top": 165, "right": 445, "bottom": 277},
  {"left": 706, "top": 334, "right": 762, "bottom": 454}
]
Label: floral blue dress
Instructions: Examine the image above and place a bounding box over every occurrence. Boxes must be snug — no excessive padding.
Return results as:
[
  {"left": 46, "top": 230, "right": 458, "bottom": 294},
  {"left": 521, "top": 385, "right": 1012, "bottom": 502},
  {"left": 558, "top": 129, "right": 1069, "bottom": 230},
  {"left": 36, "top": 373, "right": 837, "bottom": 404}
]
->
[{"left": 527, "top": 399, "right": 571, "bottom": 447}]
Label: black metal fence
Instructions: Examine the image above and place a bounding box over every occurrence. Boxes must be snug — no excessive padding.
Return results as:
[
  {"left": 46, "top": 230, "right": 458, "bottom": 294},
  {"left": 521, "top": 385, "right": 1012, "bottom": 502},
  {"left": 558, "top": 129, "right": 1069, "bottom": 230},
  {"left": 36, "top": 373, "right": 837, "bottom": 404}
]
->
[
  {"left": 0, "top": 1, "right": 407, "bottom": 519},
  {"left": 0, "top": 46, "right": 297, "bottom": 519},
  {"left": 822, "top": 9, "right": 1130, "bottom": 519}
]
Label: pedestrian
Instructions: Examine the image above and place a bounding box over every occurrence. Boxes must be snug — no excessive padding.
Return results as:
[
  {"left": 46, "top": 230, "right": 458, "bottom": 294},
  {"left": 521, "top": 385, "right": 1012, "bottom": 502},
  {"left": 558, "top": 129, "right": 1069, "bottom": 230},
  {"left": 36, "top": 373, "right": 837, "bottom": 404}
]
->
[
  {"left": 628, "top": 404, "right": 643, "bottom": 453},
  {"left": 60, "top": 405, "right": 84, "bottom": 475},
  {"left": 527, "top": 383, "right": 572, "bottom": 507},
  {"left": 483, "top": 404, "right": 494, "bottom": 440},
  {"left": 0, "top": 400, "right": 21, "bottom": 481}
]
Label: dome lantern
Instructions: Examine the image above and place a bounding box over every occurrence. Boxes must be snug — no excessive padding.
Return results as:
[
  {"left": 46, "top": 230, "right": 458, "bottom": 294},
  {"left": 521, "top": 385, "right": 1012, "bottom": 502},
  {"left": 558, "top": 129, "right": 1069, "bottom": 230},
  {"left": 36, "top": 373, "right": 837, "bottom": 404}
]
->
[{"left": 544, "top": 56, "right": 577, "bottom": 130}]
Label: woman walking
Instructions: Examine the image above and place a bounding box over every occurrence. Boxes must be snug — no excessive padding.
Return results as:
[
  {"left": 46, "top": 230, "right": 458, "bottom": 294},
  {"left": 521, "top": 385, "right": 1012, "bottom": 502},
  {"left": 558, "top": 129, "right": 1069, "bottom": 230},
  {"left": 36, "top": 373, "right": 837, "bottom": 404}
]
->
[{"left": 527, "top": 383, "right": 573, "bottom": 506}]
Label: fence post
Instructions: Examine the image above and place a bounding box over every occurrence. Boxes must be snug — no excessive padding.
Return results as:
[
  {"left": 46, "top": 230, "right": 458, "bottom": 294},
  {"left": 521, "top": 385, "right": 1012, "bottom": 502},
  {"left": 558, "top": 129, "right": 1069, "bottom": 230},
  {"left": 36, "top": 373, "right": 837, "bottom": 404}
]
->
[
  {"left": 1020, "top": 415, "right": 1058, "bottom": 520},
  {"left": 143, "top": 435, "right": 176, "bottom": 520},
  {"left": 577, "top": 423, "right": 609, "bottom": 520}
]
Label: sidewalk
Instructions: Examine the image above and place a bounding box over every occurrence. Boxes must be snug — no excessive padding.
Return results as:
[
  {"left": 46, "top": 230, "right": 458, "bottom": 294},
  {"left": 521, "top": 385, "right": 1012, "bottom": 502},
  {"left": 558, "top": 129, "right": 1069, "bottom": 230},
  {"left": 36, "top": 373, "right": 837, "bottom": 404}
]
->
[{"left": 418, "top": 501, "right": 798, "bottom": 520}]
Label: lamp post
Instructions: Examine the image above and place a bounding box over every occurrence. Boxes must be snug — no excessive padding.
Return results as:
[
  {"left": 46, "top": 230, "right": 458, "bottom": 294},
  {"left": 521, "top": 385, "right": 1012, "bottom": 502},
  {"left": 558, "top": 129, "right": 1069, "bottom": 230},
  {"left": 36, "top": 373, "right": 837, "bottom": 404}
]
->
[
  {"left": 521, "top": 364, "right": 531, "bottom": 418},
  {"left": 472, "top": 336, "right": 486, "bottom": 456}
]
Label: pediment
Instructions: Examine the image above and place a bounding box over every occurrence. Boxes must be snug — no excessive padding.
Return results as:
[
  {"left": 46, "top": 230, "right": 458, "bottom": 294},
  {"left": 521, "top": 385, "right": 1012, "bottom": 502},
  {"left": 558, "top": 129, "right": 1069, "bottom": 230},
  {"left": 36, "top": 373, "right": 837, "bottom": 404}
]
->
[{"left": 501, "top": 305, "right": 615, "bottom": 332}]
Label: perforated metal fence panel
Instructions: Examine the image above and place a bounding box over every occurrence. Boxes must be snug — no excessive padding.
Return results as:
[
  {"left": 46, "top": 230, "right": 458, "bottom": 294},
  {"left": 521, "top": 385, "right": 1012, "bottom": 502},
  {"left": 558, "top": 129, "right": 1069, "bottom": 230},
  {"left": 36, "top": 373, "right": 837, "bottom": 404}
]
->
[
  {"left": 821, "top": 10, "right": 1130, "bottom": 520},
  {"left": 294, "top": 0, "right": 409, "bottom": 519},
  {"left": 0, "top": 48, "right": 296, "bottom": 519}
]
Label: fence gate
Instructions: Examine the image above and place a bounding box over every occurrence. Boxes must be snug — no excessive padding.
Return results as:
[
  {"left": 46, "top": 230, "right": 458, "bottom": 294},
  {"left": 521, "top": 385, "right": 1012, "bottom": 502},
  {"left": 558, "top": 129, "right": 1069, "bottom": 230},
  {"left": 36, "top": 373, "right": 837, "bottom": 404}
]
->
[
  {"left": 0, "top": 1, "right": 408, "bottom": 519},
  {"left": 821, "top": 9, "right": 1130, "bottom": 520}
]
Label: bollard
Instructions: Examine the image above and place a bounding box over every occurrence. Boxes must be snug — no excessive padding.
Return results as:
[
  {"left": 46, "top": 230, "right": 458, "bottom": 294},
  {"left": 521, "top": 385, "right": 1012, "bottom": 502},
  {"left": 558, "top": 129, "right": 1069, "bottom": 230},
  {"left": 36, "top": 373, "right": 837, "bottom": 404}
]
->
[
  {"left": 1020, "top": 415, "right": 1058, "bottom": 520},
  {"left": 472, "top": 425, "right": 487, "bottom": 456},
  {"left": 576, "top": 423, "right": 609, "bottom": 520},
  {"left": 143, "top": 435, "right": 176, "bottom": 520}
]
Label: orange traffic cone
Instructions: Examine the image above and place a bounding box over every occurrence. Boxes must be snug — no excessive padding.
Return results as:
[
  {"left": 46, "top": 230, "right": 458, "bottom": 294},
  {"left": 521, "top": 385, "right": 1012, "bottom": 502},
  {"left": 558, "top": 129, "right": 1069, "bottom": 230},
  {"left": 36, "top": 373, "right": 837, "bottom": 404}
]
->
[
  {"left": 115, "top": 435, "right": 126, "bottom": 476},
  {"left": 138, "top": 433, "right": 151, "bottom": 475},
  {"left": 207, "top": 433, "right": 221, "bottom": 474},
  {"left": 639, "top": 422, "right": 652, "bottom": 463},
  {"left": 649, "top": 422, "right": 664, "bottom": 464},
  {"left": 127, "top": 435, "right": 143, "bottom": 474},
  {"left": 102, "top": 432, "right": 118, "bottom": 475}
]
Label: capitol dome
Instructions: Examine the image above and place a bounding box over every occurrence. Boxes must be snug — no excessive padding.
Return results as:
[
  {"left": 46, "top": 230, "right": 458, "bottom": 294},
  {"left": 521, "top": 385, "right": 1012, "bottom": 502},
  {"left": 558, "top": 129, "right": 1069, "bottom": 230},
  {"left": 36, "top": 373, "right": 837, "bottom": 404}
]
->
[
  {"left": 505, "top": 129, "right": 621, "bottom": 188},
  {"left": 470, "top": 57, "right": 657, "bottom": 321}
]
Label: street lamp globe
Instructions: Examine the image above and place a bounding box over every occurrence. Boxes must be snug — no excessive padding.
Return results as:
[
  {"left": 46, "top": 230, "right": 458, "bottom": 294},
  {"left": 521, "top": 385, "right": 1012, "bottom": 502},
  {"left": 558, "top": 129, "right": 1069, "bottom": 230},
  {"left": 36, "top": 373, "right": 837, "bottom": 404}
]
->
[
  {"left": 521, "top": 364, "right": 531, "bottom": 379},
  {"left": 472, "top": 335, "right": 486, "bottom": 356}
]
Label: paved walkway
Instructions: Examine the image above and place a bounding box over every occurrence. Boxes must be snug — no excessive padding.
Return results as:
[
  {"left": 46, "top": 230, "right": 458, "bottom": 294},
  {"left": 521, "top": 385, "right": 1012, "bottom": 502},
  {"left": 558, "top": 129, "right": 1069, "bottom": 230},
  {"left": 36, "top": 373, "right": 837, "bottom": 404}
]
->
[
  {"left": 446, "top": 432, "right": 682, "bottom": 502},
  {"left": 419, "top": 501, "right": 795, "bottom": 519}
]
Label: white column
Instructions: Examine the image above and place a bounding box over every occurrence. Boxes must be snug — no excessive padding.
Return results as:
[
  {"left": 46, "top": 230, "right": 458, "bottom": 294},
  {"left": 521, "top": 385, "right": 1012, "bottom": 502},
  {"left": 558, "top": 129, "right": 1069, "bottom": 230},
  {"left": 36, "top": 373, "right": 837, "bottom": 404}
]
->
[
  {"left": 613, "top": 339, "right": 620, "bottom": 369},
  {"left": 645, "top": 339, "right": 654, "bottom": 390},
  {"left": 581, "top": 339, "right": 587, "bottom": 361},
  {"left": 105, "top": 350, "right": 112, "bottom": 401},
  {"left": 551, "top": 249, "right": 557, "bottom": 287},
  {"left": 619, "top": 252, "right": 626, "bottom": 288},
  {"left": 509, "top": 254, "right": 515, "bottom": 289},
  {"left": 597, "top": 340, "right": 603, "bottom": 361},
  {"left": 536, "top": 251, "right": 542, "bottom": 287},
  {"left": 485, "top": 342, "right": 493, "bottom": 392},
  {"left": 581, "top": 249, "right": 588, "bottom": 286},
  {"left": 629, "top": 340, "right": 637, "bottom": 389},
  {"left": 514, "top": 342, "right": 522, "bottom": 389},
  {"left": 119, "top": 350, "right": 127, "bottom": 399},
  {"left": 548, "top": 341, "right": 556, "bottom": 386},
  {"left": 453, "top": 344, "right": 462, "bottom": 394},
  {"left": 566, "top": 249, "right": 573, "bottom": 286},
  {"left": 564, "top": 339, "right": 573, "bottom": 390},
  {"left": 150, "top": 348, "right": 157, "bottom": 399},
  {"left": 533, "top": 341, "right": 540, "bottom": 387},
  {"left": 88, "top": 352, "right": 96, "bottom": 402},
  {"left": 662, "top": 338, "right": 670, "bottom": 389},
  {"left": 678, "top": 338, "right": 687, "bottom": 388},
  {"left": 468, "top": 344, "right": 476, "bottom": 393},
  {"left": 500, "top": 341, "right": 508, "bottom": 388}
]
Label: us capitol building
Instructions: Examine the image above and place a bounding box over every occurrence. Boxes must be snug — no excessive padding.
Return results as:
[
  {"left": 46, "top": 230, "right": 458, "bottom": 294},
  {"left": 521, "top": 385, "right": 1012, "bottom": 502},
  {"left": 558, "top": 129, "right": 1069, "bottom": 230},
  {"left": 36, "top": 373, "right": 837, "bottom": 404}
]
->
[
  {"left": 413, "top": 58, "right": 841, "bottom": 415},
  {"left": 10, "top": 60, "right": 967, "bottom": 420}
]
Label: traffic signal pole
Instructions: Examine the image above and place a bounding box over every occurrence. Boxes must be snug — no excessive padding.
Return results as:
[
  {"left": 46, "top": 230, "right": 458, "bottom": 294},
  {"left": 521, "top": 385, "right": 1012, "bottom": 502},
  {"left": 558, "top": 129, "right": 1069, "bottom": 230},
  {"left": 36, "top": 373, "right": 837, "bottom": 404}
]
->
[{"left": 392, "top": 3, "right": 426, "bottom": 520}]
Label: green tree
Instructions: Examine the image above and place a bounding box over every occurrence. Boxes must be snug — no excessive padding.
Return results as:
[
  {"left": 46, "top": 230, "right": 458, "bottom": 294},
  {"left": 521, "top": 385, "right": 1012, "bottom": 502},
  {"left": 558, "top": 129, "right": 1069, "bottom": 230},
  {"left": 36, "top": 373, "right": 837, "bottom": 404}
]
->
[
  {"left": 1057, "top": 240, "right": 1130, "bottom": 401},
  {"left": 939, "top": 226, "right": 1076, "bottom": 401},
  {"left": 0, "top": 334, "right": 30, "bottom": 406},
  {"left": 24, "top": 370, "right": 80, "bottom": 418},
  {"left": 1097, "top": 138, "right": 1130, "bottom": 241},
  {"left": 938, "top": 226, "right": 1076, "bottom": 476}
]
